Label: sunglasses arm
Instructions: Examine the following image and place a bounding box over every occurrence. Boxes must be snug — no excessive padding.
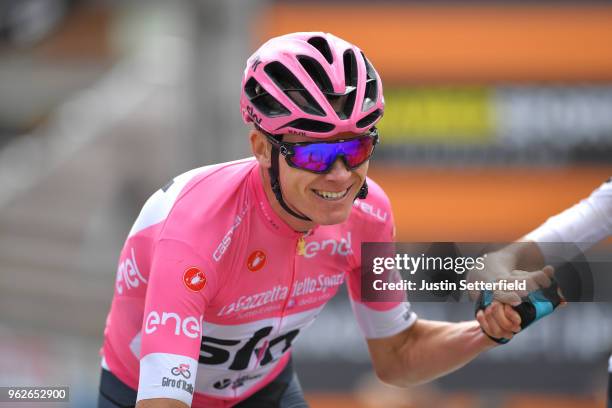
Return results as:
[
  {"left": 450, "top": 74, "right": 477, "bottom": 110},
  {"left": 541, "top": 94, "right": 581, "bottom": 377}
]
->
[{"left": 264, "top": 134, "right": 294, "bottom": 158}]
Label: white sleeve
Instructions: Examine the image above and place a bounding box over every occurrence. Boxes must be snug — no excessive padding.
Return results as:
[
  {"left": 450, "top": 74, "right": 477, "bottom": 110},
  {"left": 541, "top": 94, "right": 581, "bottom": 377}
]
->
[
  {"left": 136, "top": 353, "right": 198, "bottom": 406},
  {"left": 349, "top": 300, "right": 417, "bottom": 339},
  {"left": 525, "top": 178, "right": 612, "bottom": 261}
]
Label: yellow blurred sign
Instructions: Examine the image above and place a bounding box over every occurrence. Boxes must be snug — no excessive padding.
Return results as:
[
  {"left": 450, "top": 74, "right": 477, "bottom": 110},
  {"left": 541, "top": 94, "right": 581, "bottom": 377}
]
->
[{"left": 378, "top": 87, "right": 494, "bottom": 144}]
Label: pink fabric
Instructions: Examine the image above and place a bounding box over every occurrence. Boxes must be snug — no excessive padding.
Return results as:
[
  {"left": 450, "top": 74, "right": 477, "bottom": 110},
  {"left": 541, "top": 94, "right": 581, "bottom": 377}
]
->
[{"left": 101, "top": 158, "right": 415, "bottom": 407}]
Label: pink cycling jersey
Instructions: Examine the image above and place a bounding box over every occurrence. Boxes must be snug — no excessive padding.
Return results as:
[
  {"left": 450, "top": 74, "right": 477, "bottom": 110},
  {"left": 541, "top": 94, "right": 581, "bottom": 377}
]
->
[{"left": 101, "top": 157, "right": 416, "bottom": 407}]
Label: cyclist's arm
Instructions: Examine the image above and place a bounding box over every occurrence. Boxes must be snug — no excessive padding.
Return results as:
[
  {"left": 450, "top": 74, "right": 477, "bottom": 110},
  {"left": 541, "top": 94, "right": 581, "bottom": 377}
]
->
[
  {"left": 366, "top": 318, "right": 494, "bottom": 386},
  {"left": 475, "top": 178, "right": 612, "bottom": 286},
  {"left": 493, "top": 179, "right": 612, "bottom": 273},
  {"left": 136, "top": 239, "right": 216, "bottom": 407},
  {"left": 523, "top": 178, "right": 612, "bottom": 258},
  {"left": 472, "top": 179, "right": 612, "bottom": 299},
  {"left": 136, "top": 398, "right": 188, "bottom": 408},
  {"left": 350, "top": 181, "right": 496, "bottom": 385},
  {"left": 471, "top": 179, "right": 612, "bottom": 338}
]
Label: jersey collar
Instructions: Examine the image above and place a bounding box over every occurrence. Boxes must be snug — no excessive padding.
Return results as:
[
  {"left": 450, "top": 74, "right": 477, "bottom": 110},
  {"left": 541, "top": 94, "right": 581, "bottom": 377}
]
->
[{"left": 249, "top": 163, "right": 318, "bottom": 238}]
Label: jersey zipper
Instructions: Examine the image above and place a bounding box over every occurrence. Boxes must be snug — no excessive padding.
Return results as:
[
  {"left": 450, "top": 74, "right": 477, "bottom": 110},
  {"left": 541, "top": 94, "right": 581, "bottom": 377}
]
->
[
  {"left": 296, "top": 229, "right": 313, "bottom": 257},
  {"left": 277, "top": 232, "right": 308, "bottom": 330},
  {"left": 296, "top": 235, "right": 306, "bottom": 256},
  {"left": 247, "top": 235, "right": 303, "bottom": 373},
  {"left": 264, "top": 232, "right": 308, "bottom": 369}
]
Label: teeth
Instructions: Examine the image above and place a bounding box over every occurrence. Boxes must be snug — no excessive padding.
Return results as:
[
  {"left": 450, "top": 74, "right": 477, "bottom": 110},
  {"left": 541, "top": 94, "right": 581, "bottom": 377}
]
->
[{"left": 314, "top": 189, "right": 348, "bottom": 200}]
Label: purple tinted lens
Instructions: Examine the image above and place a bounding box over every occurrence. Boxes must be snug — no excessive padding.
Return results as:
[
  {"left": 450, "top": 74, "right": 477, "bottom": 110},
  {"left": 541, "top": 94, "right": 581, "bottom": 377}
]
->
[
  {"left": 289, "top": 143, "right": 336, "bottom": 172},
  {"left": 290, "top": 136, "right": 374, "bottom": 172},
  {"left": 340, "top": 137, "right": 374, "bottom": 168}
]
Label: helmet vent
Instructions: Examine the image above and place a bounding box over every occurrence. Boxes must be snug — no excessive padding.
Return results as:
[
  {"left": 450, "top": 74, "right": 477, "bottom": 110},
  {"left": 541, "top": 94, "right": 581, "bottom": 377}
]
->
[
  {"left": 298, "top": 55, "right": 355, "bottom": 120},
  {"left": 356, "top": 109, "right": 381, "bottom": 129},
  {"left": 297, "top": 56, "right": 333, "bottom": 93},
  {"left": 343, "top": 50, "right": 358, "bottom": 88},
  {"left": 244, "top": 77, "right": 290, "bottom": 117},
  {"left": 264, "top": 61, "right": 325, "bottom": 116},
  {"left": 326, "top": 90, "right": 356, "bottom": 121},
  {"left": 280, "top": 118, "right": 335, "bottom": 133},
  {"left": 361, "top": 53, "right": 378, "bottom": 111},
  {"left": 307, "top": 36, "right": 334, "bottom": 64}
]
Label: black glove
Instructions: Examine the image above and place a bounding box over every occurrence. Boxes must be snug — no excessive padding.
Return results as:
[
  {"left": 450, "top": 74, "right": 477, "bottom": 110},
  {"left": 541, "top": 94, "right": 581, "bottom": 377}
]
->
[{"left": 475, "top": 279, "right": 564, "bottom": 344}]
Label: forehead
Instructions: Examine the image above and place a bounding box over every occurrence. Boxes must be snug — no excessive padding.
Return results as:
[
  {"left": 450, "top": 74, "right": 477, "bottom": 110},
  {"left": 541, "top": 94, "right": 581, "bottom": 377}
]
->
[{"left": 282, "top": 131, "right": 364, "bottom": 143}]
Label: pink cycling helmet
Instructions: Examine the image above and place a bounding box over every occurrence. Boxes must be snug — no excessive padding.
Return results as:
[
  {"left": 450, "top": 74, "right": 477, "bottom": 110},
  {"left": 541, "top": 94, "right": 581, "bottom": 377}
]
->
[{"left": 240, "top": 32, "right": 384, "bottom": 138}]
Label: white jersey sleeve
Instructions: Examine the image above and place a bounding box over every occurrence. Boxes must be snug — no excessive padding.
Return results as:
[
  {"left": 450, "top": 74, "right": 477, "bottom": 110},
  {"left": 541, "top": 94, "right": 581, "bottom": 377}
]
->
[{"left": 525, "top": 178, "right": 612, "bottom": 260}]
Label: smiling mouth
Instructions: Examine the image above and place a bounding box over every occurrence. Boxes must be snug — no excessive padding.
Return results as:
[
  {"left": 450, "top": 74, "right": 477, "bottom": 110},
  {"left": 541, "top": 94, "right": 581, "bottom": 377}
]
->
[{"left": 312, "top": 187, "right": 351, "bottom": 201}]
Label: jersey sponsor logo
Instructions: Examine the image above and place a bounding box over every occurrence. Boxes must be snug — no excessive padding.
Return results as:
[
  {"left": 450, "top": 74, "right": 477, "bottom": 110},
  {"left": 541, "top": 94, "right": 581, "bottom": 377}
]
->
[
  {"left": 286, "top": 298, "right": 296, "bottom": 309},
  {"left": 247, "top": 250, "right": 267, "bottom": 272},
  {"left": 303, "top": 232, "right": 352, "bottom": 258},
  {"left": 183, "top": 267, "right": 207, "bottom": 292},
  {"left": 217, "top": 286, "right": 289, "bottom": 317},
  {"left": 162, "top": 364, "right": 194, "bottom": 395},
  {"left": 213, "top": 203, "right": 249, "bottom": 262},
  {"left": 217, "top": 273, "right": 344, "bottom": 317},
  {"left": 291, "top": 272, "right": 345, "bottom": 297},
  {"left": 353, "top": 199, "right": 388, "bottom": 222},
  {"left": 213, "top": 373, "right": 263, "bottom": 390},
  {"left": 144, "top": 311, "right": 203, "bottom": 339},
  {"left": 116, "top": 248, "right": 147, "bottom": 294},
  {"left": 199, "top": 326, "right": 300, "bottom": 370}
]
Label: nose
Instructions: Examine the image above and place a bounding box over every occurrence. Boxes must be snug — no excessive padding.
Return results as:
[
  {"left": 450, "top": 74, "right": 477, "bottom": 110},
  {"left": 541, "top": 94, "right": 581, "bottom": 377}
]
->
[{"left": 325, "top": 157, "right": 352, "bottom": 182}]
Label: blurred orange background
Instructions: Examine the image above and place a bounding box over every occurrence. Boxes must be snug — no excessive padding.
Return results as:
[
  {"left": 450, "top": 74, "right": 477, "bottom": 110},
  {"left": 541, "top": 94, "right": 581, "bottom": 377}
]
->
[{"left": 259, "top": 4, "right": 612, "bottom": 82}]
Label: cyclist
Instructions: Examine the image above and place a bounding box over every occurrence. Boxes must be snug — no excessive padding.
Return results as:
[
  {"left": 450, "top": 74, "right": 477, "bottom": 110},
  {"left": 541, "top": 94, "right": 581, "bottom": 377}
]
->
[
  {"left": 99, "top": 32, "right": 529, "bottom": 408},
  {"left": 471, "top": 178, "right": 611, "bottom": 402}
]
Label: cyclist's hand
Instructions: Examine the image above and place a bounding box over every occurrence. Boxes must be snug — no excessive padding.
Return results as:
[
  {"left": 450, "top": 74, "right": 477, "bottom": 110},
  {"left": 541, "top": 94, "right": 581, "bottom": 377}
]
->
[
  {"left": 467, "top": 251, "right": 556, "bottom": 303},
  {"left": 476, "top": 301, "right": 521, "bottom": 342},
  {"left": 475, "top": 273, "right": 566, "bottom": 344},
  {"left": 487, "top": 266, "right": 555, "bottom": 306}
]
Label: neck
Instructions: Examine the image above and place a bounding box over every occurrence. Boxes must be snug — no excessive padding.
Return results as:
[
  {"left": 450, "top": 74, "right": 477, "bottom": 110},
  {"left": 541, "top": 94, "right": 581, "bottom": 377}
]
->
[{"left": 259, "top": 166, "right": 316, "bottom": 233}]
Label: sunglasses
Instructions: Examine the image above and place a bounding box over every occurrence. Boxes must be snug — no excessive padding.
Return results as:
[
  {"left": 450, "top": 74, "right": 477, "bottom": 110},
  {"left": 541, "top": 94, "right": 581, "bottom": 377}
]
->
[{"left": 264, "top": 128, "right": 379, "bottom": 174}]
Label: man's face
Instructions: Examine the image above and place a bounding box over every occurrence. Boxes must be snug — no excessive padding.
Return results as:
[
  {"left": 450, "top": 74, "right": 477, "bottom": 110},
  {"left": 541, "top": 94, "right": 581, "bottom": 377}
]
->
[{"left": 277, "top": 132, "right": 370, "bottom": 226}]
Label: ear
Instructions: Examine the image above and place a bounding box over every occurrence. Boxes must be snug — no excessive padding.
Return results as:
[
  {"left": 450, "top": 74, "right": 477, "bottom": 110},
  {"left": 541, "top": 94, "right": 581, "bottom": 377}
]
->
[{"left": 249, "top": 129, "right": 271, "bottom": 168}]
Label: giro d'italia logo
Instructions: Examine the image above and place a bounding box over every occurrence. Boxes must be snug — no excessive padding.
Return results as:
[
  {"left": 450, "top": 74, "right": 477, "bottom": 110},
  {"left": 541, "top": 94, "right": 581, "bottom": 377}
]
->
[
  {"left": 183, "top": 267, "right": 206, "bottom": 292},
  {"left": 247, "top": 250, "right": 266, "bottom": 272},
  {"left": 171, "top": 364, "right": 192, "bottom": 379}
]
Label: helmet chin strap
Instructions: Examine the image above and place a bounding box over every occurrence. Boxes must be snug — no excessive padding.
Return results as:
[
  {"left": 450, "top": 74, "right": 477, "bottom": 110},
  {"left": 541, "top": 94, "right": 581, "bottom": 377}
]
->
[
  {"left": 269, "top": 145, "right": 312, "bottom": 221},
  {"left": 357, "top": 181, "right": 368, "bottom": 199},
  {"left": 268, "top": 144, "right": 369, "bottom": 223}
]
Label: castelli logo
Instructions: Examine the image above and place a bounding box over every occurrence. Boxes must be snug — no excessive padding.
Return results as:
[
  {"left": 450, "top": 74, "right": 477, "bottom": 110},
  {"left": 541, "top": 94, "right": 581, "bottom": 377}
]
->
[
  {"left": 183, "top": 267, "right": 206, "bottom": 292},
  {"left": 247, "top": 250, "right": 266, "bottom": 272}
]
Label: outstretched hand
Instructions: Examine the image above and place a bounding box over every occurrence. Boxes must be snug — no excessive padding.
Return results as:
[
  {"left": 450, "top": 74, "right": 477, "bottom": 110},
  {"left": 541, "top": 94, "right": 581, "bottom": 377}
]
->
[
  {"left": 489, "top": 265, "right": 556, "bottom": 306},
  {"left": 476, "top": 300, "right": 522, "bottom": 341},
  {"left": 474, "top": 266, "right": 566, "bottom": 344}
]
